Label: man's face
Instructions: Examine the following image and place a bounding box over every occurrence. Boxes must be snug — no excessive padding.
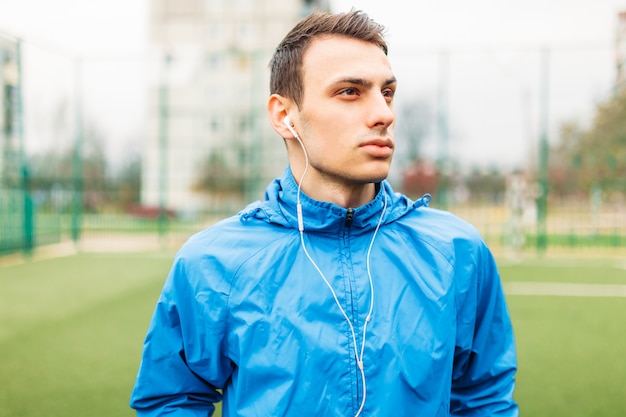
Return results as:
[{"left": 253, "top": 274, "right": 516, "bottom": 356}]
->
[{"left": 295, "top": 35, "right": 396, "bottom": 189}]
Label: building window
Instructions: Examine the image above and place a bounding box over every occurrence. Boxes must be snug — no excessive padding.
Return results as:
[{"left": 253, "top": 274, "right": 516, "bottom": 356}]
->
[
  {"left": 236, "top": 22, "right": 255, "bottom": 46},
  {"left": 165, "top": 0, "right": 198, "bottom": 16},
  {"left": 207, "top": 116, "right": 220, "bottom": 133},
  {"left": 206, "top": 52, "right": 221, "bottom": 70},
  {"left": 238, "top": 114, "right": 249, "bottom": 133},
  {"left": 235, "top": 0, "right": 253, "bottom": 11},
  {"left": 205, "top": 0, "right": 223, "bottom": 12},
  {"left": 207, "top": 22, "right": 225, "bottom": 43}
]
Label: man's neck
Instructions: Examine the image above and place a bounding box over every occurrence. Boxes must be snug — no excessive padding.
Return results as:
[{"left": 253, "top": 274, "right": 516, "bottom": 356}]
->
[{"left": 300, "top": 177, "right": 378, "bottom": 209}]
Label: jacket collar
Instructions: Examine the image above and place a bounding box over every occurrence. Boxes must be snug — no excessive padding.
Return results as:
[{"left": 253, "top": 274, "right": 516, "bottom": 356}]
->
[{"left": 239, "top": 167, "right": 429, "bottom": 234}]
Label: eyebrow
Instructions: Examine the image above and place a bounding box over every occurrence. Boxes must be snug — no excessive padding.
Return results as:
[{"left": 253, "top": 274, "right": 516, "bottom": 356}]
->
[{"left": 331, "top": 76, "right": 397, "bottom": 89}]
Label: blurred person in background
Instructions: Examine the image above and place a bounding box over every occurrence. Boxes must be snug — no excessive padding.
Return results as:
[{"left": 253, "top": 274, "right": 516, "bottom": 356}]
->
[{"left": 130, "top": 10, "right": 518, "bottom": 417}]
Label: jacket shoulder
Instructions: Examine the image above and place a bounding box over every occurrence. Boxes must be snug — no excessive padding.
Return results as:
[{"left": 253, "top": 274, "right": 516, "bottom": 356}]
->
[
  {"left": 174, "top": 214, "right": 295, "bottom": 281},
  {"left": 398, "top": 207, "right": 486, "bottom": 258}
]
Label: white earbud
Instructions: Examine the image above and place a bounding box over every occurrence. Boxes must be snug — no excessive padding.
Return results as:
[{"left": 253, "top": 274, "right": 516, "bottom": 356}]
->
[
  {"left": 283, "top": 115, "right": 306, "bottom": 231},
  {"left": 283, "top": 115, "right": 300, "bottom": 140}
]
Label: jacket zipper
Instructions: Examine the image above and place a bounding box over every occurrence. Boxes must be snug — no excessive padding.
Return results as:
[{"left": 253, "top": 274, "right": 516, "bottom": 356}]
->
[
  {"left": 345, "top": 208, "right": 354, "bottom": 228},
  {"left": 343, "top": 207, "right": 362, "bottom": 409}
]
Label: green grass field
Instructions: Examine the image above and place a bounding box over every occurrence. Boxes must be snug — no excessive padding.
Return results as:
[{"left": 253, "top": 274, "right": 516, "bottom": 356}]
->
[{"left": 1, "top": 252, "right": 625, "bottom": 417}]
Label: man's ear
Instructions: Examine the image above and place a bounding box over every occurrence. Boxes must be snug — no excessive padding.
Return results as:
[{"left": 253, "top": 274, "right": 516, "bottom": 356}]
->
[{"left": 267, "top": 94, "right": 298, "bottom": 140}]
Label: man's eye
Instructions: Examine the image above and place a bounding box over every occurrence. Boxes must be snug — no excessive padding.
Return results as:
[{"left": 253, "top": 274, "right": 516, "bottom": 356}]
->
[
  {"left": 340, "top": 88, "right": 358, "bottom": 96},
  {"left": 382, "top": 89, "right": 395, "bottom": 99}
]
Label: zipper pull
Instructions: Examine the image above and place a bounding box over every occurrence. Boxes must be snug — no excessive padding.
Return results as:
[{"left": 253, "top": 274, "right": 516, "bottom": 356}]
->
[{"left": 345, "top": 208, "right": 354, "bottom": 227}]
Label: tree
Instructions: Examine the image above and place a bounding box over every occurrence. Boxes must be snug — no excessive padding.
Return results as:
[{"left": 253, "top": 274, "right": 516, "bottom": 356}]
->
[
  {"left": 115, "top": 154, "right": 142, "bottom": 209},
  {"left": 193, "top": 148, "right": 247, "bottom": 198},
  {"left": 464, "top": 165, "right": 506, "bottom": 204},
  {"left": 553, "top": 89, "right": 626, "bottom": 194},
  {"left": 28, "top": 121, "right": 109, "bottom": 211},
  {"left": 395, "top": 97, "right": 432, "bottom": 166},
  {"left": 549, "top": 120, "right": 586, "bottom": 197}
]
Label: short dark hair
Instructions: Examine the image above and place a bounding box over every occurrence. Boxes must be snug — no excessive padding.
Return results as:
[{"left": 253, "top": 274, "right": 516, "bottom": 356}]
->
[{"left": 269, "top": 10, "right": 388, "bottom": 109}]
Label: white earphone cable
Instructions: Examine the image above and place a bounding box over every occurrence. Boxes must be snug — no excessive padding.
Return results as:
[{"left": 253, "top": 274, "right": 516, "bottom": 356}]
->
[{"left": 292, "top": 128, "right": 387, "bottom": 417}]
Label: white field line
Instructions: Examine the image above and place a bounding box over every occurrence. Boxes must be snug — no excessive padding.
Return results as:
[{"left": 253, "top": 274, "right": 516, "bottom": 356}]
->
[{"left": 504, "top": 281, "right": 626, "bottom": 298}]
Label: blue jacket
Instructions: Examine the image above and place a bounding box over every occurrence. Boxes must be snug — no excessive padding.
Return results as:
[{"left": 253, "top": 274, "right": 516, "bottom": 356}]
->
[{"left": 130, "top": 168, "right": 518, "bottom": 416}]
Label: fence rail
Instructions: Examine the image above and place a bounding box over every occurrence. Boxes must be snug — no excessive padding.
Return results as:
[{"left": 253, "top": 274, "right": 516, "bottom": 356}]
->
[{"left": 3, "top": 185, "right": 626, "bottom": 258}]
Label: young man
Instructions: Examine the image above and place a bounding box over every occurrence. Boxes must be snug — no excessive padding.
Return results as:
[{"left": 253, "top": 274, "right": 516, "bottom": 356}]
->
[{"left": 130, "top": 10, "right": 518, "bottom": 417}]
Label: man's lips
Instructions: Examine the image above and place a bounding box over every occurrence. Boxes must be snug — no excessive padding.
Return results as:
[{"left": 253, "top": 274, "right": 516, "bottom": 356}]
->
[
  {"left": 360, "top": 138, "right": 394, "bottom": 157},
  {"left": 360, "top": 138, "right": 394, "bottom": 148}
]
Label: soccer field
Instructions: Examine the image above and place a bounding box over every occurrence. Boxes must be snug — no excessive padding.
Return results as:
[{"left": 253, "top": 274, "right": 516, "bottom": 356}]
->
[{"left": 1, "top": 252, "right": 625, "bottom": 417}]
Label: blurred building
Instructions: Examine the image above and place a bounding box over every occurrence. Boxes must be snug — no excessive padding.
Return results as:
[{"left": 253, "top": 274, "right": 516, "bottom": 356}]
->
[
  {"left": 0, "top": 34, "right": 20, "bottom": 184},
  {"left": 142, "top": 0, "right": 330, "bottom": 215},
  {"left": 616, "top": 10, "right": 626, "bottom": 91}
]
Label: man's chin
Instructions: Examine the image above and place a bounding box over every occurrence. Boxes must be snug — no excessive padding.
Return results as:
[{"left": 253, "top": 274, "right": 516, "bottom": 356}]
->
[
  {"left": 360, "top": 172, "right": 390, "bottom": 185},
  {"left": 363, "top": 163, "right": 391, "bottom": 183}
]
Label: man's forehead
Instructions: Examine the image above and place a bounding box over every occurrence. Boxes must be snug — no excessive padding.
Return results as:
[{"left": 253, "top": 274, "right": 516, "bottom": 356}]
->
[
  {"left": 302, "top": 36, "right": 395, "bottom": 85},
  {"left": 303, "top": 35, "right": 390, "bottom": 63}
]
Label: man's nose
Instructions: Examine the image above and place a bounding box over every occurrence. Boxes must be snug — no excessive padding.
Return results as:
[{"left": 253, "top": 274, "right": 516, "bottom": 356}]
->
[{"left": 367, "top": 94, "right": 394, "bottom": 129}]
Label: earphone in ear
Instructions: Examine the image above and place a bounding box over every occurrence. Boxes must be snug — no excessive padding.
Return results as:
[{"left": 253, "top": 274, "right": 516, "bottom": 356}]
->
[
  {"left": 283, "top": 115, "right": 300, "bottom": 140},
  {"left": 283, "top": 114, "right": 305, "bottom": 231}
]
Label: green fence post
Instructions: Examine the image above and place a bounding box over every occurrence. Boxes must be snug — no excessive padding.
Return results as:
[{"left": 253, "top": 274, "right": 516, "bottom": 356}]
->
[
  {"left": 536, "top": 48, "right": 550, "bottom": 254},
  {"left": 71, "top": 56, "right": 84, "bottom": 243},
  {"left": 158, "top": 53, "right": 171, "bottom": 241},
  {"left": 247, "top": 50, "right": 263, "bottom": 203},
  {"left": 21, "top": 164, "right": 33, "bottom": 254},
  {"left": 14, "top": 38, "right": 33, "bottom": 255}
]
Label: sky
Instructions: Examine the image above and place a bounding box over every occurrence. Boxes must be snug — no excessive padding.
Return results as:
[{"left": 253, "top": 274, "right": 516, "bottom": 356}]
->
[
  {"left": 333, "top": 0, "right": 626, "bottom": 171},
  {"left": 0, "top": 0, "right": 147, "bottom": 54},
  {"left": 1, "top": 0, "right": 626, "bottom": 170},
  {"left": 335, "top": 0, "right": 626, "bottom": 47}
]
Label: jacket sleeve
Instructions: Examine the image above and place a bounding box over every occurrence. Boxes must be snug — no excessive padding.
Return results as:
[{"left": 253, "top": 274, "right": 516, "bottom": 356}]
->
[
  {"left": 129, "top": 252, "right": 233, "bottom": 416},
  {"left": 450, "top": 240, "right": 519, "bottom": 416}
]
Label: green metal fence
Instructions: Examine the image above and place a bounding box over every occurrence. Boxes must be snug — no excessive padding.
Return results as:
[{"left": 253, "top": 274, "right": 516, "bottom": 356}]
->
[{"left": 2, "top": 31, "right": 625, "bottom": 259}]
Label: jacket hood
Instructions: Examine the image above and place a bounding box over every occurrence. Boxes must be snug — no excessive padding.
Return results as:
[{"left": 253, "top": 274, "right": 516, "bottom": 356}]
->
[{"left": 239, "top": 167, "right": 431, "bottom": 233}]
